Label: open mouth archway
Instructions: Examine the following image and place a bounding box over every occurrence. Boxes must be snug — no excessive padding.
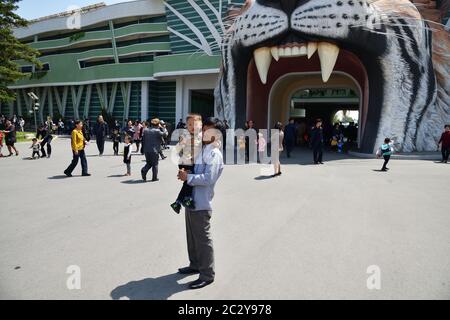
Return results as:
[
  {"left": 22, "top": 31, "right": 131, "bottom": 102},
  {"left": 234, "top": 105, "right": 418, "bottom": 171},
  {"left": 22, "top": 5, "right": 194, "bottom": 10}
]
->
[
  {"left": 267, "top": 71, "right": 362, "bottom": 146},
  {"left": 245, "top": 48, "right": 369, "bottom": 148}
]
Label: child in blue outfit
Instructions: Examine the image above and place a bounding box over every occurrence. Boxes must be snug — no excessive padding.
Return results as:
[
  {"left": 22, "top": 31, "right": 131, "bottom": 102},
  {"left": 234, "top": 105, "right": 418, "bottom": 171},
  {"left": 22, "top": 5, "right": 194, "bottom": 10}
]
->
[{"left": 377, "top": 138, "right": 393, "bottom": 171}]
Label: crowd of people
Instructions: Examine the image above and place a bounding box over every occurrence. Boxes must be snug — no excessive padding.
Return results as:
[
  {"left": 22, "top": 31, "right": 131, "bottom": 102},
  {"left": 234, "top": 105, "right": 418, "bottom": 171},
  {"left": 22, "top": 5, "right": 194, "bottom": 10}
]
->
[
  {"left": 238, "top": 118, "right": 450, "bottom": 173},
  {"left": 0, "top": 114, "right": 173, "bottom": 160},
  {"left": 1, "top": 110, "right": 449, "bottom": 291},
  {"left": 61, "top": 116, "right": 171, "bottom": 177},
  {"left": 59, "top": 114, "right": 224, "bottom": 289}
]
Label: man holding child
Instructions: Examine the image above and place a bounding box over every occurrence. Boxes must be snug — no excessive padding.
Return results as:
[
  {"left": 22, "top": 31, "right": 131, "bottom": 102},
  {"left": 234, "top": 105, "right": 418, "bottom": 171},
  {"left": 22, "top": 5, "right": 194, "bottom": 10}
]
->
[{"left": 177, "top": 116, "right": 224, "bottom": 289}]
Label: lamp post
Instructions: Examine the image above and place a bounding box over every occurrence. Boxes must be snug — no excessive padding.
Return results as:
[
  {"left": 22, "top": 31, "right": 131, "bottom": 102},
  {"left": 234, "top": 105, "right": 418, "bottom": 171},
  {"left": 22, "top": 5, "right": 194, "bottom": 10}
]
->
[{"left": 27, "top": 92, "right": 39, "bottom": 133}]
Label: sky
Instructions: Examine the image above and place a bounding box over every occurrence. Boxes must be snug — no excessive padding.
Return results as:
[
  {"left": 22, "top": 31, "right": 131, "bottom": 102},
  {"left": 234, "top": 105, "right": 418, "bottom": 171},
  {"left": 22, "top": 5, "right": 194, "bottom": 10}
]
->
[{"left": 15, "top": 0, "right": 135, "bottom": 20}]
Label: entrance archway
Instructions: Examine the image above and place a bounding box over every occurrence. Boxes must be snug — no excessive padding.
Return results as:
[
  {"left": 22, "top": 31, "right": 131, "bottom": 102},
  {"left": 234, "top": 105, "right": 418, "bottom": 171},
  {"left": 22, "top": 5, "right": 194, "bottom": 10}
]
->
[
  {"left": 245, "top": 49, "right": 370, "bottom": 150},
  {"left": 267, "top": 72, "right": 362, "bottom": 146}
]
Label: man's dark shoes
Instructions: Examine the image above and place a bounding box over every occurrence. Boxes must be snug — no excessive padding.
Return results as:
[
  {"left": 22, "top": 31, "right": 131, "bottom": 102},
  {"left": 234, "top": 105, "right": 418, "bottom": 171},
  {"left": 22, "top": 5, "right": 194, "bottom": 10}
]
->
[
  {"left": 152, "top": 178, "right": 159, "bottom": 182},
  {"left": 64, "top": 170, "right": 72, "bottom": 177},
  {"left": 189, "top": 278, "right": 214, "bottom": 289},
  {"left": 178, "top": 267, "right": 199, "bottom": 275},
  {"left": 171, "top": 202, "right": 182, "bottom": 214},
  {"left": 141, "top": 171, "right": 147, "bottom": 181},
  {"left": 82, "top": 173, "right": 91, "bottom": 176}
]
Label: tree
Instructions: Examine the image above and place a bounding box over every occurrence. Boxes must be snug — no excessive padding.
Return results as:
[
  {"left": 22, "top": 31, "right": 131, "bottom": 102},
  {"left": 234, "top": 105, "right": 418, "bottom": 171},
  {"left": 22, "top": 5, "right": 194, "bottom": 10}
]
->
[{"left": 0, "top": 0, "right": 42, "bottom": 102}]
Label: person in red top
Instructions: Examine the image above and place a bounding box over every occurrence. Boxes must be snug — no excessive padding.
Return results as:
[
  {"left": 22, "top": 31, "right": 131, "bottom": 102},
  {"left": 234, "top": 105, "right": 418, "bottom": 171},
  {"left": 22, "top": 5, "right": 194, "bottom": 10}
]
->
[
  {"left": 0, "top": 130, "right": 4, "bottom": 157},
  {"left": 438, "top": 125, "right": 450, "bottom": 163}
]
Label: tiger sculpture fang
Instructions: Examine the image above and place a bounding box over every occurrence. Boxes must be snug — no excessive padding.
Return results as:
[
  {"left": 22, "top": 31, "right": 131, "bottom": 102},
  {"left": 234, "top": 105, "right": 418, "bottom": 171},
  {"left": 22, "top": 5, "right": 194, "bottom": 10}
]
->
[{"left": 215, "top": 0, "right": 450, "bottom": 153}]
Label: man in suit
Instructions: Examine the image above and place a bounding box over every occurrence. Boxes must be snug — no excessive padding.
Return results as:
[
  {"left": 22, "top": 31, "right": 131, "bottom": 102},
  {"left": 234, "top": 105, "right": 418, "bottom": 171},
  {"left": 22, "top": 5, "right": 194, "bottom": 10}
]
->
[
  {"left": 177, "top": 117, "right": 224, "bottom": 289},
  {"left": 141, "top": 118, "right": 167, "bottom": 182},
  {"left": 95, "top": 115, "right": 108, "bottom": 156},
  {"left": 310, "top": 119, "right": 324, "bottom": 164},
  {"left": 284, "top": 118, "right": 297, "bottom": 158}
]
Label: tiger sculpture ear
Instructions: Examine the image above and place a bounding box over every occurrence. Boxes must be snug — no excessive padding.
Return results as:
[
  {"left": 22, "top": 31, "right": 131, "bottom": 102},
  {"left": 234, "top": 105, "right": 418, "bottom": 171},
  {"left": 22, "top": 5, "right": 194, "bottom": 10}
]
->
[{"left": 215, "top": 0, "right": 450, "bottom": 153}]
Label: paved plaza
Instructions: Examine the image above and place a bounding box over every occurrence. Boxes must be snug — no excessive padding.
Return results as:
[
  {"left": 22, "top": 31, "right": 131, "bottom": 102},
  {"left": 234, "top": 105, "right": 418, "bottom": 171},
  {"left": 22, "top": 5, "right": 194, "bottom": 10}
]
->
[{"left": 0, "top": 138, "right": 449, "bottom": 299}]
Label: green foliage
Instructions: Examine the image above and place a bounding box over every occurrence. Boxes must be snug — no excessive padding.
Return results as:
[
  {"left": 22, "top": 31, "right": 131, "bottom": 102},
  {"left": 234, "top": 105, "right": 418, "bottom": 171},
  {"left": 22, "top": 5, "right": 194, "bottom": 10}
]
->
[{"left": 0, "top": 0, "right": 42, "bottom": 103}]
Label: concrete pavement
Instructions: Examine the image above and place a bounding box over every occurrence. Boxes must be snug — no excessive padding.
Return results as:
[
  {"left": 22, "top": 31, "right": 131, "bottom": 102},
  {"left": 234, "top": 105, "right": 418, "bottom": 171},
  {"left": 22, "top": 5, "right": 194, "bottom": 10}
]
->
[{"left": 0, "top": 138, "right": 449, "bottom": 299}]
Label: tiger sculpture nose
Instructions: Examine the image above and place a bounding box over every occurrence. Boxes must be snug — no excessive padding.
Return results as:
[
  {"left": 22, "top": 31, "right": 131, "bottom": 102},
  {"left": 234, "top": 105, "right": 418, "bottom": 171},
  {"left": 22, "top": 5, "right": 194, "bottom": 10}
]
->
[{"left": 279, "top": 0, "right": 307, "bottom": 16}]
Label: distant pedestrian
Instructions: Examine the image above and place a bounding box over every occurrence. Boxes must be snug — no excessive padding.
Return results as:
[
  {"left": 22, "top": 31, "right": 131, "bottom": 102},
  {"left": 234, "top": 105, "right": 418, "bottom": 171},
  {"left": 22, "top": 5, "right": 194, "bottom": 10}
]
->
[
  {"left": 377, "top": 138, "right": 393, "bottom": 172},
  {"left": 141, "top": 119, "right": 168, "bottom": 182},
  {"left": 113, "top": 120, "right": 121, "bottom": 131},
  {"left": 3, "top": 120, "right": 18, "bottom": 156},
  {"left": 284, "top": 118, "right": 296, "bottom": 158},
  {"left": 160, "top": 120, "right": 169, "bottom": 150},
  {"left": 0, "top": 129, "right": 3, "bottom": 157},
  {"left": 273, "top": 122, "right": 284, "bottom": 177},
  {"left": 123, "top": 120, "right": 135, "bottom": 139},
  {"left": 30, "top": 138, "right": 40, "bottom": 159},
  {"left": 123, "top": 135, "right": 132, "bottom": 176},
  {"left": 310, "top": 119, "right": 324, "bottom": 164},
  {"left": 95, "top": 115, "right": 108, "bottom": 156},
  {"left": 83, "top": 119, "right": 91, "bottom": 141},
  {"left": 159, "top": 121, "right": 168, "bottom": 160},
  {"left": 37, "top": 120, "right": 53, "bottom": 158},
  {"left": 176, "top": 118, "right": 186, "bottom": 129},
  {"left": 438, "top": 125, "right": 450, "bottom": 163},
  {"left": 133, "top": 120, "right": 143, "bottom": 153},
  {"left": 19, "top": 117, "right": 25, "bottom": 132},
  {"left": 111, "top": 128, "right": 121, "bottom": 156},
  {"left": 64, "top": 120, "right": 90, "bottom": 177},
  {"left": 245, "top": 120, "right": 257, "bottom": 163},
  {"left": 58, "top": 119, "right": 65, "bottom": 135},
  {"left": 257, "top": 132, "right": 266, "bottom": 163}
]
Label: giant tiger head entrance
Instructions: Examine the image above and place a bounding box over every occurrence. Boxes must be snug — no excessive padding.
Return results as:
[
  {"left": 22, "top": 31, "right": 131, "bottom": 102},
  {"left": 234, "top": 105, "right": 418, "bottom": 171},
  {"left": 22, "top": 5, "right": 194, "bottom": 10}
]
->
[
  {"left": 246, "top": 48, "right": 366, "bottom": 146},
  {"left": 215, "top": 0, "right": 450, "bottom": 153}
]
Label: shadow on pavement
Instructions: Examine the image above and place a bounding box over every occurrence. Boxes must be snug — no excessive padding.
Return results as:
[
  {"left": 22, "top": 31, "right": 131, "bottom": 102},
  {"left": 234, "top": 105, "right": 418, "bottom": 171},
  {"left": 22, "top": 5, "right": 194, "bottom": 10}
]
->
[
  {"left": 110, "top": 272, "right": 190, "bottom": 300},
  {"left": 48, "top": 175, "right": 71, "bottom": 180},
  {"left": 121, "top": 179, "right": 147, "bottom": 184},
  {"left": 107, "top": 174, "right": 126, "bottom": 178},
  {"left": 254, "top": 175, "right": 274, "bottom": 181},
  {"left": 86, "top": 154, "right": 119, "bottom": 158}
]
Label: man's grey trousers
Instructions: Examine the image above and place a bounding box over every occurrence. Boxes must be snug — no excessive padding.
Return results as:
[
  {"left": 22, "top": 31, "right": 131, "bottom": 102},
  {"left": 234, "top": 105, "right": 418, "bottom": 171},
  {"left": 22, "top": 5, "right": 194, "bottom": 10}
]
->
[
  {"left": 141, "top": 151, "right": 159, "bottom": 179},
  {"left": 185, "top": 209, "right": 215, "bottom": 281}
]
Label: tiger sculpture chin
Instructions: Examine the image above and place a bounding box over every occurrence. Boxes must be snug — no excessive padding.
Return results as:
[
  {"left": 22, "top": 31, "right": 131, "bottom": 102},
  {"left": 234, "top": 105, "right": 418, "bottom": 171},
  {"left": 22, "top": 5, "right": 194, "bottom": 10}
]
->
[{"left": 215, "top": 0, "right": 450, "bottom": 153}]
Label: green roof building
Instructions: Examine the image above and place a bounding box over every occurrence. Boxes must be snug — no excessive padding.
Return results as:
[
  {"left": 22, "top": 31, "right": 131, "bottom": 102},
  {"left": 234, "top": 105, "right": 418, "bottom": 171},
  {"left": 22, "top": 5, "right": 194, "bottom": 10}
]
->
[{"left": 3, "top": 0, "right": 244, "bottom": 126}]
